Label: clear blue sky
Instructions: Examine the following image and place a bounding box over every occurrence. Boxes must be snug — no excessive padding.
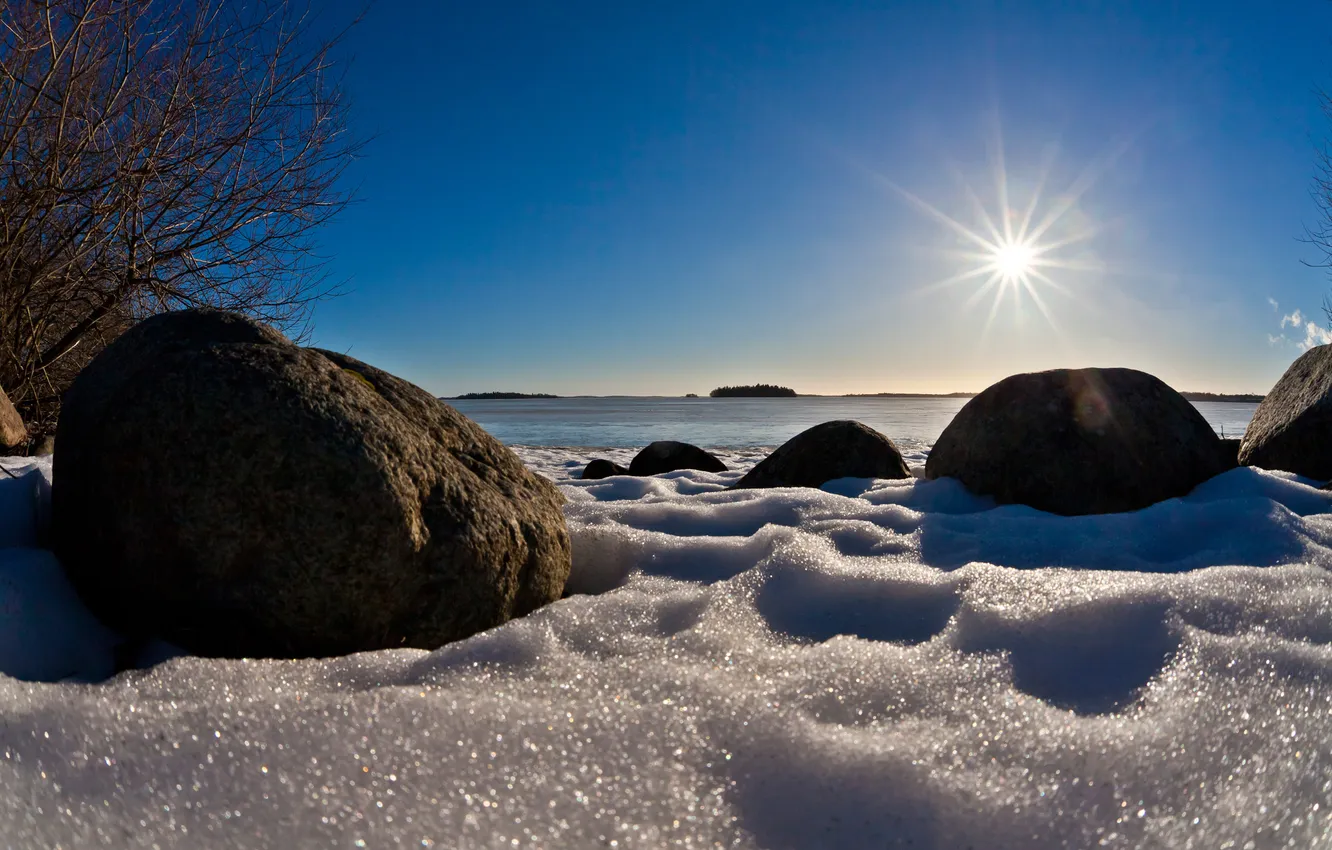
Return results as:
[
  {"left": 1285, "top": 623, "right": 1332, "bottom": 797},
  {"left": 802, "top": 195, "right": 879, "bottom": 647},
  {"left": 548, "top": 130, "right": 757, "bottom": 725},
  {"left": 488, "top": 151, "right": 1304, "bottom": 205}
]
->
[{"left": 309, "top": 0, "right": 1332, "bottom": 396}]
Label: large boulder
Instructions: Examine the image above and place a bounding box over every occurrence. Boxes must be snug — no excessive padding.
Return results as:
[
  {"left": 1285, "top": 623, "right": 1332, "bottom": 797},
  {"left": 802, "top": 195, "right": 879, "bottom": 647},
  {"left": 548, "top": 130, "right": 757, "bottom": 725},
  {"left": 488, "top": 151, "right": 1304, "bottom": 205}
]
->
[
  {"left": 0, "top": 385, "right": 25, "bottom": 452},
  {"left": 731, "top": 420, "right": 910, "bottom": 489},
  {"left": 53, "top": 309, "right": 571, "bottom": 658},
  {"left": 628, "top": 441, "right": 727, "bottom": 476},
  {"left": 925, "top": 367, "right": 1229, "bottom": 515},
  {"left": 1240, "top": 345, "right": 1332, "bottom": 479},
  {"left": 581, "top": 459, "right": 630, "bottom": 480}
]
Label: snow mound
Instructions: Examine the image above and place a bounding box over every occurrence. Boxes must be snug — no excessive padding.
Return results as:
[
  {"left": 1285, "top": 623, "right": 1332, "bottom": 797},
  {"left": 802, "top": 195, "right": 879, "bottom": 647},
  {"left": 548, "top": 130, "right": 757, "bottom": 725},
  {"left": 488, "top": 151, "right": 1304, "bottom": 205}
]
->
[{"left": 1, "top": 451, "right": 1331, "bottom": 847}]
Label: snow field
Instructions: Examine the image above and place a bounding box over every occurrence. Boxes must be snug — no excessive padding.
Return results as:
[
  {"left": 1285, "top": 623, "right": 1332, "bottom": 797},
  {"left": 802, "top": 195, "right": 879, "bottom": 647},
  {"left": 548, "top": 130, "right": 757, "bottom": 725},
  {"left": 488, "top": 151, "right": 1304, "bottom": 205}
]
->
[{"left": 0, "top": 450, "right": 1329, "bottom": 847}]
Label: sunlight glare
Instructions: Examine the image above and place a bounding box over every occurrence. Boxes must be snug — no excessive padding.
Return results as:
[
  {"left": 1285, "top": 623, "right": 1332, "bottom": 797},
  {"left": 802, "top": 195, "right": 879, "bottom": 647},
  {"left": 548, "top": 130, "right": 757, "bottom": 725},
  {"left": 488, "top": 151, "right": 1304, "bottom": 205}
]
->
[
  {"left": 994, "top": 240, "right": 1035, "bottom": 281},
  {"left": 883, "top": 133, "right": 1115, "bottom": 339}
]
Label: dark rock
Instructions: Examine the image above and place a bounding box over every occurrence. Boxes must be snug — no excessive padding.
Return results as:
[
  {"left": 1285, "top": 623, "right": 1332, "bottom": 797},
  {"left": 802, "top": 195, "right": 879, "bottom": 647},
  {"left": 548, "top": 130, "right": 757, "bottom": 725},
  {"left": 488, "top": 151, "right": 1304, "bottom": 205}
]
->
[
  {"left": 53, "top": 309, "right": 571, "bottom": 659},
  {"left": 1240, "top": 345, "right": 1332, "bottom": 478},
  {"left": 628, "top": 441, "right": 727, "bottom": 476},
  {"left": 581, "top": 459, "right": 630, "bottom": 480},
  {"left": 925, "top": 367, "right": 1229, "bottom": 516},
  {"left": 1218, "top": 438, "right": 1241, "bottom": 470},
  {"left": 731, "top": 420, "right": 910, "bottom": 489},
  {"left": 0, "top": 385, "right": 25, "bottom": 452}
]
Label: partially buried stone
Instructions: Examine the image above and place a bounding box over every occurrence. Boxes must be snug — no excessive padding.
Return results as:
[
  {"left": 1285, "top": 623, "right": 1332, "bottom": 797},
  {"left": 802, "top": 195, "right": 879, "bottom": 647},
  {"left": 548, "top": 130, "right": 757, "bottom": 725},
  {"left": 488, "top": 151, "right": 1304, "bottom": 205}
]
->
[
  {"left": 1218, "top": 438, "right": 1241, "bottom": 470},
  {"left": 53, "top": 309, "right": 571, "bottom": 658},
  {"left": 731, "top": 420, "right": 910, "bottom": 489},
  {"left": 1240, "top": 344, "right": 1332, "bottom": 479},
  {"left": 628, "top": 441, "right": 727, "bottom": 476},
  {"left": 0, "top": 384, "right": 25, "bottom": 453},
  {"left": 925, "top": 367, "right": 1229, "bottom": 516},
  {"left": 581, "top": 459, "right": 630, "bottom": 480}
]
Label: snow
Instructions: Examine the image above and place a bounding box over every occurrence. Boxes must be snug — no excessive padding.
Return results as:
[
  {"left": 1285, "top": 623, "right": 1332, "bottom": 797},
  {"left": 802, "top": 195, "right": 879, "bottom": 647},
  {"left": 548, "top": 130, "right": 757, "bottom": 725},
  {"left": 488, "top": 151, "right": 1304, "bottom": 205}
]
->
[
  {"left": 0, "top": 458, "right": 120, "bottom": 684},
  {"left": 0, "top": 455, "right": 50, "bottom": 548},
  {"left": 1, "top": 449, "right": 1331, "bottom": 847}
]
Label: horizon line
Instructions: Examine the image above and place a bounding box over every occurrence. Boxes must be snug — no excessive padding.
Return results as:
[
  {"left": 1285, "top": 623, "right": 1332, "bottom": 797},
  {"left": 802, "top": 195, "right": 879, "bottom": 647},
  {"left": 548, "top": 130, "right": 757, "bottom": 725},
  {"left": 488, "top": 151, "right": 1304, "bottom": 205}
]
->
[{"left": 441, "top": 390, "right": 1267, "bottom": 400}]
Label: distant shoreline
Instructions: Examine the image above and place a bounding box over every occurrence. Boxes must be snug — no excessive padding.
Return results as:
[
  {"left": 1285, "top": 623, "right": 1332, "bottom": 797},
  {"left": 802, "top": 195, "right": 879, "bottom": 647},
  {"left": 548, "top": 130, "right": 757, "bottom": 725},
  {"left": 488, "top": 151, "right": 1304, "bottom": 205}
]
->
[
  {"left": 828, "top": 391, "right": 1265, "bottom": 402},
  {"left": 446, "top": 391, "right": 1265, "bottom": 402},
  {"left": 834, "top": 392, "right": 976, "bottom": 399},
  {"left": 448, "top": 392, "right": 560, "bottom": 400},
  {"left": 1176, "top": 392, "right": 1265, "bottom": 403}
]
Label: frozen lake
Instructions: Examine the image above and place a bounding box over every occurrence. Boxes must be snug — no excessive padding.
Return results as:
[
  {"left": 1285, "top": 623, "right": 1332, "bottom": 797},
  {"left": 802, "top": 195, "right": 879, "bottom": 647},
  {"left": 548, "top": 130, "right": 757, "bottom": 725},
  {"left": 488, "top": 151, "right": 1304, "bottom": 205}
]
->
[{"left": 449, "top": 396, "right": 1259, "bottom": 449}]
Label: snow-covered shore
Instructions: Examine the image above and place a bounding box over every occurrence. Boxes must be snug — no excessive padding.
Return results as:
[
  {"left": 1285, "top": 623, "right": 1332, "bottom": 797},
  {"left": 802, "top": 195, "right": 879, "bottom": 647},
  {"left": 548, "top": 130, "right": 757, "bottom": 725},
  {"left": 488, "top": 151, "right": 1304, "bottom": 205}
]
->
[{"left": 1, "top": 449, "right": 1330, "bottom": 848}]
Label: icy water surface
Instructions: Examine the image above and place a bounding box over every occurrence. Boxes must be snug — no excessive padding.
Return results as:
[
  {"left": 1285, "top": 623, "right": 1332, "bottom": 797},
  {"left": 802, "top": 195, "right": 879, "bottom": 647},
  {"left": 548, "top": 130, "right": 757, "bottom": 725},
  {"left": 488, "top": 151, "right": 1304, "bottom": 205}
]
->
[{"left": 449, "top": 396, "right": 1258, "bottom": 450}]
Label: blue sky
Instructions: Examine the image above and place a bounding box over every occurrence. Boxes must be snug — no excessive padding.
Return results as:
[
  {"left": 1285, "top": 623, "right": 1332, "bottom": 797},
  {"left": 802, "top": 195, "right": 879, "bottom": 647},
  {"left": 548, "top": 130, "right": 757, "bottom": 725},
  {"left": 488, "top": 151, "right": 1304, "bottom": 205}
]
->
[{"left": 310, "top": 1, "right": 1332, "bottom": 395}]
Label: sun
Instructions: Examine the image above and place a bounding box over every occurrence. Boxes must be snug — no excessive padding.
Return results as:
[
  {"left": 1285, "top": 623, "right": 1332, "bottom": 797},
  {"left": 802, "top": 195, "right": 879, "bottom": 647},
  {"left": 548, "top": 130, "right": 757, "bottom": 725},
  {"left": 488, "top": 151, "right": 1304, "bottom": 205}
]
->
[
  {"left": 993, "top": 240, "right": 1036, "bottom": 281},
  {"left": 878, "top": 129, "right": 1113, "bottom": 337}
]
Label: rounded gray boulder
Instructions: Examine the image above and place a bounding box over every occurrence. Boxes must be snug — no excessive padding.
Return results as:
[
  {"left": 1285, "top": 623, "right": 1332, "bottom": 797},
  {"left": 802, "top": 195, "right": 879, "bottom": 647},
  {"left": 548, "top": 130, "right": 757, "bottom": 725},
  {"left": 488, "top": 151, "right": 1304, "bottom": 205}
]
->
[
  {"left": 731, "top": 420, "right": 910, "bottom": 489},
  {"left": 925, "top": 367, "right": 1229, "bottom": 515},
  {"left": 628, "top": 441, "right": 727, "bottom": 476},
  {"left": 581, "top": 459, "right": 630, "bottom": 480},
  {"left": 1240, "top": 345, "right": 1332, "bottom": 479},
  {"left": 53, "top": 309, "right": 571, "bottom": 658},
  {"left": 0, "top": 384, "right": 25, "bottom": 452}
]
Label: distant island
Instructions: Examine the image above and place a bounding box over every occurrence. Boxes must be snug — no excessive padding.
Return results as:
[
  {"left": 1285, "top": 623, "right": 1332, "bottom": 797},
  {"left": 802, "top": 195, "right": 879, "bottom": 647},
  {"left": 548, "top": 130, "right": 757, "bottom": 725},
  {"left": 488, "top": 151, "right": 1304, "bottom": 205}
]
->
[
  {"left": 449, "top": 392, "right": 560, "bottom": 400},
  {"left": 710, "top": 384, "right": 797, "bottom": 398},
  {"left": 1178, "top": 391, "right": 1264, "bottom": 403},
  {"left": 441, "top": 388, "right": 1263, "bottom": 402}
]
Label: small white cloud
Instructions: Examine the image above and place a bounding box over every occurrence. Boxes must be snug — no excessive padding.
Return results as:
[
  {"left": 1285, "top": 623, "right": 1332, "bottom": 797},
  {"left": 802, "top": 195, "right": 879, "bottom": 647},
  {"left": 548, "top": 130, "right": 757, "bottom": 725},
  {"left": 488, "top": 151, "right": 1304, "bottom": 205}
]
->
[
  {"left": 1271, "top": 307, "right": 1331, "bottom": 350},
  {"left": 1300, "top": 320, "right": 1332, "bottom": 351},
  {"left": 1269, "top": 297, "right": 1280, "bottom": 311}
]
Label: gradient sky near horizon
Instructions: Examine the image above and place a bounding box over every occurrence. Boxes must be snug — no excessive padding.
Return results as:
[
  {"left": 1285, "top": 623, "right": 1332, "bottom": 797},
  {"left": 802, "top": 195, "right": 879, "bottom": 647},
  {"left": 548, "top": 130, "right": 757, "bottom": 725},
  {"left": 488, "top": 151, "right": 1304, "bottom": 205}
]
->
[{"left": 309, "top": 0, "right": 1332, "bottom": 396}]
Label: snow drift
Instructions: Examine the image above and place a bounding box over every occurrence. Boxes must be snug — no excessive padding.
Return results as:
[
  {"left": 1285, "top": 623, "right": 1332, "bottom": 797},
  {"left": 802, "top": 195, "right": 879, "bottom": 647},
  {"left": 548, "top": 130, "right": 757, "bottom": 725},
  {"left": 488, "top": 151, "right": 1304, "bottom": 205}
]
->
[{"left": 0, "top": 448, "right": 1330, "bottom": 848}]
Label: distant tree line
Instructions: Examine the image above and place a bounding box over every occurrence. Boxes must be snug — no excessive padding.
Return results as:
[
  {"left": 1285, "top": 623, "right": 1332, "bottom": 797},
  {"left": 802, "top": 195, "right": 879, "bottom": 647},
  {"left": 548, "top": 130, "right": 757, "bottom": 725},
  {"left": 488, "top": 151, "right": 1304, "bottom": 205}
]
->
[
  {"left": 1178, "top": 391, "right": 1264, "bottom": 403},
  {"left": 710, "top": 384, "right": 796, "bottom": 398},
  {"left": 842, "top": 391, "right": 975, "bottom": 398},
  {"left": 450, "top": 392, "right": 559, "bottom": 400}
]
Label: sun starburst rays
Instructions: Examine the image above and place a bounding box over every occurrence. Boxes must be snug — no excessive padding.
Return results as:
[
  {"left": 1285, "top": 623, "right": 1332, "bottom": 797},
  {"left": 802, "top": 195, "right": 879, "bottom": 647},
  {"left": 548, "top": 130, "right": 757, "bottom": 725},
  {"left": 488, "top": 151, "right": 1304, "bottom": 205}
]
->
[{"left": 888, "top": 145, "right": 1103, "bottom": 338}]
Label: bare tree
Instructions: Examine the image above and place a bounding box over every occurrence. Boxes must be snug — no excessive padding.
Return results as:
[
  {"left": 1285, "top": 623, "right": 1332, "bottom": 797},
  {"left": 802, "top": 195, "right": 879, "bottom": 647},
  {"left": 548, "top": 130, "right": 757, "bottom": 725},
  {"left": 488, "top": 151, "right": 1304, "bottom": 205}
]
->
[
  {"left": 1310, "top": 91, "right": 1332, "bottom": 331},
  {"left": 0, "top": 0, "right": 361, "bottom": 438}
]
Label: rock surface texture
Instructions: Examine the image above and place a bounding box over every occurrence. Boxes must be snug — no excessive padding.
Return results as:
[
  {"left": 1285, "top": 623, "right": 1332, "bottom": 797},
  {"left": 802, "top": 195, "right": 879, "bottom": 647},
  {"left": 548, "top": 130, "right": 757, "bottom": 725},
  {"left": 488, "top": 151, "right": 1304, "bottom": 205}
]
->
[
  {"left": 731, "top": 420, "right": 910, "bottom": 489},
  {"left": 925, "top": 367, "right": 1229, "bottom": 516},
  {"left": 53, "top": 309, "right": 571, "bottom": 658},
  {"left": 1239, "top": 345, "right": 1332, "bottom": 479},
  {"left": 0, "top": 385, "right": 25, "bottom": 452},
  {"left": 628, "top": 441, "right": 727, "bottom": 476},
  {"left": 581, "top": 459, "right": 630, "bottom": 480}
]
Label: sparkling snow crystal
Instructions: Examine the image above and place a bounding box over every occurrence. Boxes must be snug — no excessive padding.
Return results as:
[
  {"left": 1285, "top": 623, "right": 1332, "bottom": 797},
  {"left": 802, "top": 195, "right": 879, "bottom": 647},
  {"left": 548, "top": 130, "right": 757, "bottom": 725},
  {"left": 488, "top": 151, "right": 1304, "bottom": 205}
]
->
[{"left": 0, "top": 450, "right": 1330, "bottom": 848}]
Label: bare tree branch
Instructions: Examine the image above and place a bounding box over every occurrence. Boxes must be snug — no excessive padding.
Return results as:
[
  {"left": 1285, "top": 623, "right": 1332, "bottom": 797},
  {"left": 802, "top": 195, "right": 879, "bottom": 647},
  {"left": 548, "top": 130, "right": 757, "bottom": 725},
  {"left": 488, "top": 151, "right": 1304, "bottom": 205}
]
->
[{"left": 0, "top": 0, "right": 362, "bottom": 439}]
